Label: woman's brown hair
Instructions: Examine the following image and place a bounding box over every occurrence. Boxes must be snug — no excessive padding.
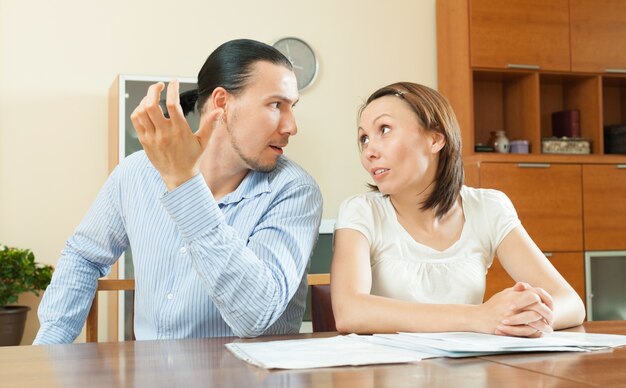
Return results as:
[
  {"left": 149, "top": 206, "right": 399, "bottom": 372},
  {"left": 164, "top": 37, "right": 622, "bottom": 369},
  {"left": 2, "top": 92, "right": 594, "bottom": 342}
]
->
[{"left": 360, "top": 82, "right": 464, "bottom": 219}]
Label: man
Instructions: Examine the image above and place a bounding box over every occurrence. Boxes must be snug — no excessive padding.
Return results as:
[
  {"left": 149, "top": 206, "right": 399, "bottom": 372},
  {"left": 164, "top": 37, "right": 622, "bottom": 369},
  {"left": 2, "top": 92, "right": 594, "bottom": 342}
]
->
[{"left": 34, "top": 39, "right": 323, "bottom": 344}]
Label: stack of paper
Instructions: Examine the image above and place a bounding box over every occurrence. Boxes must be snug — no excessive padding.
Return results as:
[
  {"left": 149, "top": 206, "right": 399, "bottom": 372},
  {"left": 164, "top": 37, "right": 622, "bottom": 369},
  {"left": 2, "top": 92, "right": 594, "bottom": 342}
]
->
[
  {"left": 226, "top": 331, "right": 626, "bottom": 370},
  {"left": 367, "top": 331, "right": 626, "bottom": 358},
  {"left": 226, "top": 335, "right": 435, "bottom": 369}
]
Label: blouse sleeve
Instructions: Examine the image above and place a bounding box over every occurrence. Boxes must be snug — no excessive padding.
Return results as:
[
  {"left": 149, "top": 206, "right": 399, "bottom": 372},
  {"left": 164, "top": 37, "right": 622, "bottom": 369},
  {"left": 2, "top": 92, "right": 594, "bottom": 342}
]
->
[
  {"left": 482, "top": 189, "right": 522, "bottom": 254},
  {"left": 335, "top": 195, "right": 375, "bottom": 244}
]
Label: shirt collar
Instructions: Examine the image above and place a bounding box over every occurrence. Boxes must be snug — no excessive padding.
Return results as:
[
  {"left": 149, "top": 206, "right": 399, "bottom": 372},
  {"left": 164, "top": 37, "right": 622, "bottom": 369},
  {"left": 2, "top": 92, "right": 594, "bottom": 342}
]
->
[
  {"left": 145, "top": 158, "right": 272, "bottom": 205},
  {"left": 219, "top": 169, "right": 271, "bottom": 205}
]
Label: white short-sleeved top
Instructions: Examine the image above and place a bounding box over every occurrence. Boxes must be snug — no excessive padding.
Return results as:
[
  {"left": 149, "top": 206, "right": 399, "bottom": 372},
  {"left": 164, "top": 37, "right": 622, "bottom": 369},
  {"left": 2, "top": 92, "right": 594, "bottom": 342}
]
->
[{"left": 335, "top": 186, "right": 521, "bottom": 305}]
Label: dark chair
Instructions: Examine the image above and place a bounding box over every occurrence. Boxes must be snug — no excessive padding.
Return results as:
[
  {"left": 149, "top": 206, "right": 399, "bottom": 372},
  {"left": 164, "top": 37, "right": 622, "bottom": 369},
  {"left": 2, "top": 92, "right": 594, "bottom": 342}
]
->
[{"left": 310, "top": 283, "right": 336, "bottom": 332}]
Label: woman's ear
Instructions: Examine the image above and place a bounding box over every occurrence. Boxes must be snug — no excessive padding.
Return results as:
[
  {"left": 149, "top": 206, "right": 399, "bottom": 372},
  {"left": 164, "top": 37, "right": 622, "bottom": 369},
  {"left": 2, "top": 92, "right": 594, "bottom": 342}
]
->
[{"left": 430, "top": 131, "right": 446, "bottom": 154}]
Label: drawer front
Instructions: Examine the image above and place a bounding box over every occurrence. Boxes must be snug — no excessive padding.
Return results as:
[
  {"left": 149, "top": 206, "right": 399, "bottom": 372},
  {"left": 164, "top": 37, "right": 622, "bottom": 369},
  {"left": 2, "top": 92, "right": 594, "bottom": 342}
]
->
[
  {"left": 582, "top": 165, "right": 626, "bottom": 250},
  {"left": 480, "top": 163, "right": 583, "bottom": 252},
  {"left": 485, "top": 252, "right": 585, "bottom": 303}
]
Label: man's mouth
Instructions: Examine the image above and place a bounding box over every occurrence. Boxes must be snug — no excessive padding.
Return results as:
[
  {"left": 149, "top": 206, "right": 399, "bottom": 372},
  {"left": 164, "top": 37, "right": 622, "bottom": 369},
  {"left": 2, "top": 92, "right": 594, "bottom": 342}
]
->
[{"left": 270, "top": 145, "right": 284, "bottom": 154}]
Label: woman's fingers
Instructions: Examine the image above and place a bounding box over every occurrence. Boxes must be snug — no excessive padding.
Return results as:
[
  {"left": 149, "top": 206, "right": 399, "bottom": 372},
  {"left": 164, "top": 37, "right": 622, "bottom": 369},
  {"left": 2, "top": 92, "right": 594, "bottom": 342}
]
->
[
  {"left": 513, "top": 282, "right": 555, "bottom": 316},
  {"left": 527, "top": 319, "right": 553, "bottom": 334},
  {"left": 496, "top": 323, "right": 544, "bottom": 338},
  {"left": 501, "top": 310, "right": 543, "bottom": 326}
]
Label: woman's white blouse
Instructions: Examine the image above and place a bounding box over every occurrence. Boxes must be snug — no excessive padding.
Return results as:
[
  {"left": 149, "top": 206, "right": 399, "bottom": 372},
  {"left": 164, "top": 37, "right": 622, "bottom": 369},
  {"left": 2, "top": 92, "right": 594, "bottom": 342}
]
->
[{"left": 335, "top": 186, "right": 521, "bottom": 305}]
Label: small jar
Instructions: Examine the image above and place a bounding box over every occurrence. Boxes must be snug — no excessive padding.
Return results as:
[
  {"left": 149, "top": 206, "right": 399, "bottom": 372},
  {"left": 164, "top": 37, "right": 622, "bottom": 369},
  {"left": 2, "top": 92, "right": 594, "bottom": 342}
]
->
[
  {"left": 488, "top": 131, "right": 510, "bottom": 153},
  {"left": 509, "top": 140, "right": 529, "bottom": 154}
]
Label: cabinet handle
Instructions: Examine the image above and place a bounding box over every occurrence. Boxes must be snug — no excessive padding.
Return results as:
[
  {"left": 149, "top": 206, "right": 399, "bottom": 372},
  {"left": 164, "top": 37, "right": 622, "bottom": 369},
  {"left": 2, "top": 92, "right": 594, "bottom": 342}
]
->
[
  {"left": 517, "top": 163, "right": 551, "bottom": 168},
  {"left": 543, "top": 252, "right": 553, "bottom": 258},
  {"left": 605, "top": 68, "right": 626, "bottom": 74},
  {"left": 617, "top": 164, "right": 626, "bottom": 169},
  {"left": 507, "top": 64, "right": 540, "bottom": 70}
]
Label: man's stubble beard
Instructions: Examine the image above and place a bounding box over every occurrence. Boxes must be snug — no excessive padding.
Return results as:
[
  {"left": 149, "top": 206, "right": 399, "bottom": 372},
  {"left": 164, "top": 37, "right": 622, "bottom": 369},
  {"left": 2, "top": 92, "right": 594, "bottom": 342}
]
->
[{"left": 226, "top": 117, "right": 278, "bottom": 173}]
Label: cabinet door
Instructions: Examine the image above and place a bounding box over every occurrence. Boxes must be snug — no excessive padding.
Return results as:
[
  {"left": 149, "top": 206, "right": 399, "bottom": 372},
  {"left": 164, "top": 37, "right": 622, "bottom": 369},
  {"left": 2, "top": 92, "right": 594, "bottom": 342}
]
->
[
  {"left": 484, "top": 252, "right": 585, "bottom": 304},
  {"left": 582, "top": 165, "right": 626, "bottom": 250},
  {"left": 480, "top": 163, "right": 583, "bottom": 252},
  {"left": 570, "top": 0, "right": 626, "bottom": 73},
  {"left": 470, "top": 0, "right": 570, "bottom": 71}
]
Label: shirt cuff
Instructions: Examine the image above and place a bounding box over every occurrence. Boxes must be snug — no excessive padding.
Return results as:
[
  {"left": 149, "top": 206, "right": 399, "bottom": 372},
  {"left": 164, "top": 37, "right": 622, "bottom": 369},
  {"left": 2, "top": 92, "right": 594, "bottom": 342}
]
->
[
  {"left": 33, "top": 324, "right": 74, "bottom": 345},
  {"left": 160, "top": 174, "right": 225, "bottom": 241}
]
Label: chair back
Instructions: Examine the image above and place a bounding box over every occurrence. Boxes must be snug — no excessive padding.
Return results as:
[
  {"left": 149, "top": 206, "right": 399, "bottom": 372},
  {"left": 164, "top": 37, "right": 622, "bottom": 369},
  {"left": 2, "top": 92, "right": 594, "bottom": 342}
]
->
[{"left": 86, "top": 273, "right": 335, "bottom": 341}]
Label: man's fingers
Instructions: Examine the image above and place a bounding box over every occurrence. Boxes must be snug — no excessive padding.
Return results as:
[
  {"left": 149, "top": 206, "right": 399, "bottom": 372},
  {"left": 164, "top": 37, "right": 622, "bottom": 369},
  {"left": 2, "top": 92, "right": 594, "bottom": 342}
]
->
[
  {"left": 166, "top": 79, "right": 188, "bottom": 127},
  {"left": 145, "top": 82, "right": 168, "bottom": 129},
  {"left": 196, "top": 107, "right": 223, "bottom": 148},
  {"left": 131, "top": 97, "right": 156, "bottom": 139}
]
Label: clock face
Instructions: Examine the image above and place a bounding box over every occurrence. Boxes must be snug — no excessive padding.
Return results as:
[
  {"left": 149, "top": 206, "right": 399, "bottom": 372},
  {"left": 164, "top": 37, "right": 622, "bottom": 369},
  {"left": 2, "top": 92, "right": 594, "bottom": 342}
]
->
[{"left": 273, "top": 37, "right": 318, "bottom": 91}]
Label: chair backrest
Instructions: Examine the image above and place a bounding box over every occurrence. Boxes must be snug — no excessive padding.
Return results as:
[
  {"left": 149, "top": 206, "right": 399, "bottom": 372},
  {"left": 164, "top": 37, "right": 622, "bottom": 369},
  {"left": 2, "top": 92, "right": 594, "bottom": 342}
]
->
[
  {"left": 306, "top": 273, "right": 335, "bottom": 332},
  {"left": 86, "top": 273, "right": 334, "bottom": 342},
  {"left": 86, "top": 279, "right": 135, "bottom": 342}
]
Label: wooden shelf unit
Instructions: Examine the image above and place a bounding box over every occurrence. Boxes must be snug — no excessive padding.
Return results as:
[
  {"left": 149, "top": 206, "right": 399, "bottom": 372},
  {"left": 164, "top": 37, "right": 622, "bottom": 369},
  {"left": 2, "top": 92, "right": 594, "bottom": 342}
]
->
[{"left": 439, "top": 0, "right": 626, "bottom": 307}]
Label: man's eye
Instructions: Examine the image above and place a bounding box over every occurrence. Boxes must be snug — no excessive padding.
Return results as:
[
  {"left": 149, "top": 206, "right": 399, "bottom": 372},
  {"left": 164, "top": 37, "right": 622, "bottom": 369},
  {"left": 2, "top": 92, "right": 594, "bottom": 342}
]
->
[
  {"left": 360, "top": 135, "right": 369, "bottom": 145},
  {"left": 381, "top": 126, "right": 391, "bottom": 134},
  {"left": 270, "top": 102, "right": 280, "bottom": 108}
]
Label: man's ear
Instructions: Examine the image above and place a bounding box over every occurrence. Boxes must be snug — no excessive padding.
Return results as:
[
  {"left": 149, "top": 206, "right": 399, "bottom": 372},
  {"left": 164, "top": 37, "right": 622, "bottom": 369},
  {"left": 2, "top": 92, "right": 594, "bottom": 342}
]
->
[
  {"left": 210, "top": 87, "right": 229, "bottom": 111},
  {"left": 431, "top": 131, "right": 446, "bottom": 154}
]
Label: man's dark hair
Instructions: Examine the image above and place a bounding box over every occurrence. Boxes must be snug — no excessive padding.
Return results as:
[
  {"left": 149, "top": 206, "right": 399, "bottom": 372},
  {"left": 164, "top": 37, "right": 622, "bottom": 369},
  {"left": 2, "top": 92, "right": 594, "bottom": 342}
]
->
[{"left": 179, "top": 39, "right": 293, "bottom": 116}]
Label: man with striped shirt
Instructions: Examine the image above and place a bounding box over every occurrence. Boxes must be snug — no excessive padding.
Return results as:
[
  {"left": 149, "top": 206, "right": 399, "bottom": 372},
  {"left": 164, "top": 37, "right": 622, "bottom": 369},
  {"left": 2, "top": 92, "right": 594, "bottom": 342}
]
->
[{"left": 34, "top": 39, "right": 323, "bottom": 344}]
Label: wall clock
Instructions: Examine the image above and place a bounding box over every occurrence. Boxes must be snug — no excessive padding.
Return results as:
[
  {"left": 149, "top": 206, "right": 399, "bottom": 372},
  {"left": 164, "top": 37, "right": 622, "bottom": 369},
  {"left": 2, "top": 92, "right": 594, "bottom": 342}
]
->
[{"left": 273, "top": 37, "right": 318, "bottom": 91}]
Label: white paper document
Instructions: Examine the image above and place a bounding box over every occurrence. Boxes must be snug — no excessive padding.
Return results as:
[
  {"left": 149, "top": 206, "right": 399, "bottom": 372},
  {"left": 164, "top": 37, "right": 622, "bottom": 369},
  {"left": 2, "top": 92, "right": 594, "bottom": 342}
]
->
[
  {"left": 226, "top": 335, "right": 432, "bottom": 369},
  {"left": 226, "top": 331, "right": 626, "bottom": 370}
]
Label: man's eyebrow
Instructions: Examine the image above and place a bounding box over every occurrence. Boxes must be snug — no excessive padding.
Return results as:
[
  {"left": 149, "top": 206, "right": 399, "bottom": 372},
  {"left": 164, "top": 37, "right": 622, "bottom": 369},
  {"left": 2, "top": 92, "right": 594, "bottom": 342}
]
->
[{"left": 268, "top": 94, "right": 300, "bottom": 105}]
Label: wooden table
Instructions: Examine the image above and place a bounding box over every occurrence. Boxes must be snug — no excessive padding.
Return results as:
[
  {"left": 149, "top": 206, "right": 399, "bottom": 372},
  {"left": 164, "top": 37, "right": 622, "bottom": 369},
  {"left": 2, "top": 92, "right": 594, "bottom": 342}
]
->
[{"left": 1, "top": 321, "right": 625, "bottom": 387}]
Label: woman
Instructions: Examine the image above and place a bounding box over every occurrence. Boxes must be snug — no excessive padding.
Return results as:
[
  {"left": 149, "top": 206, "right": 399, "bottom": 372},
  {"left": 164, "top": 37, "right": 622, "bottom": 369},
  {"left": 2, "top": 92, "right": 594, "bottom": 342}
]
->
[{"left": 331, "top": 82, "right": 585, "bottom": 337}]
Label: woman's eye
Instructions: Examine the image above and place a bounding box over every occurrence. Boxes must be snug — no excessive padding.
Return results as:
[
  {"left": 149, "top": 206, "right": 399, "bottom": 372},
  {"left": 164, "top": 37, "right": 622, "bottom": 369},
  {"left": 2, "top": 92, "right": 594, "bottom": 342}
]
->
[
  {"left": 360, "top": 135, "right": 369, "bottom": 145},
  {"left": 381, "top": 126, "right": 391, "bottom": 134},
  {"left": 270, "top": 102, "right": 280, "bottom": 109}
]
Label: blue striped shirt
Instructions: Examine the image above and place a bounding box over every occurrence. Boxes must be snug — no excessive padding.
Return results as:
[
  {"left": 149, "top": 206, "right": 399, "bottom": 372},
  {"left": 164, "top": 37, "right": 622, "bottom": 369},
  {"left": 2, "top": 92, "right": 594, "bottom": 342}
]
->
[{"left": 34, "top": 151, "right": 323, "bottom": 344}]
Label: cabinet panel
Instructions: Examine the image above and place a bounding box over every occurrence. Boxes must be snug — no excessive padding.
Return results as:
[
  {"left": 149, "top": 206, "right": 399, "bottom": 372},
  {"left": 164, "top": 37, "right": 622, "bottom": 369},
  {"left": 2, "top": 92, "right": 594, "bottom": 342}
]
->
[
  {"left": 582, "top": 165, "right": 626, "bottom": 250},
  {"left": 484, "top": 252, "right": 585, "bottom": 304},
  {"left": 480, "top": 163, "right": 583, "bottom": 251},
  {"left": 570, "top": 0, "right": 626, "bottom": 73},
  {"left": 470, "top": 0, "right": 570, "bottom": 71}
]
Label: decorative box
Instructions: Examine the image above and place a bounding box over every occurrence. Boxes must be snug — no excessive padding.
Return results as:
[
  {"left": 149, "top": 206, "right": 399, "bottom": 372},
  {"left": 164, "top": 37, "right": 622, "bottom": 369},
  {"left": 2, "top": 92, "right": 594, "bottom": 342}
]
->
[{"left": 541, "top": 137, "right": 590, "bottom": 154}]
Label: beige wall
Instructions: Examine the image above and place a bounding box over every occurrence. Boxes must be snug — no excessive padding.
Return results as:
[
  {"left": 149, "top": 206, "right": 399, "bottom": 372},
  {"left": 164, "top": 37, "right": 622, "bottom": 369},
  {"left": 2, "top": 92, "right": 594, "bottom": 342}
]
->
[{"left": 0, "top": 0, "right": 437, "bottom": 344}]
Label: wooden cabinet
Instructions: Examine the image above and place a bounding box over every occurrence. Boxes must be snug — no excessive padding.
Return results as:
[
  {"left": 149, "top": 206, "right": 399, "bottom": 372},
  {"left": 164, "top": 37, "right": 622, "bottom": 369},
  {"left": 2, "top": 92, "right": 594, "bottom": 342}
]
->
[
  {"left": 485, "top": 252, "right": 586, "bottom": 303},
  {"left": 438, "top": 0, "right": 626, "bottom": 157},
  {"left": 439, "top": 0, "right": 626, "bottom": 314},
  {"left": 480, "top": 163, "right": 583, "bottom": 252},
  {"left": 570, "top": 0, "right": 626, "bottom": 73},
  {"left": 470, "top": 0, "right": 571, "bottom": 71},
  {"left": 582, "top": 164, "right": 626, "bottom": 250}
]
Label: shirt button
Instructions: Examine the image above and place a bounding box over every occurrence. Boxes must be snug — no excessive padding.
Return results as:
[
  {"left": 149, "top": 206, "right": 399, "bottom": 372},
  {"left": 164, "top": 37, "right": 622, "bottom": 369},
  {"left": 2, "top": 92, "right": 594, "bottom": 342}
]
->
[
  {"left": 180, "top": 247, "right": 187, "bottom": 254},
  {"left": 167, "top": 293, "right": 174, "bottom": 300}
]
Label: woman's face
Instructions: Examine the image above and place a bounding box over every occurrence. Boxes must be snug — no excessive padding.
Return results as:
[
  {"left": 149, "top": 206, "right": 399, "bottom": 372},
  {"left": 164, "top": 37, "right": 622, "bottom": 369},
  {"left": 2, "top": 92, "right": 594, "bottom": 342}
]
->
[{"left": 358, "top": 96, "right": 443, "bottom": 196}]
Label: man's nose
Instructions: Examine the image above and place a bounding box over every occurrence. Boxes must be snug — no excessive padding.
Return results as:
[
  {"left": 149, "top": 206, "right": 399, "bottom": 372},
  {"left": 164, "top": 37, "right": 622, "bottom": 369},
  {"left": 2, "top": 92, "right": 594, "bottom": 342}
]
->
[{"left": 280, "top": 111, "right": 298, "bottom": 136}]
